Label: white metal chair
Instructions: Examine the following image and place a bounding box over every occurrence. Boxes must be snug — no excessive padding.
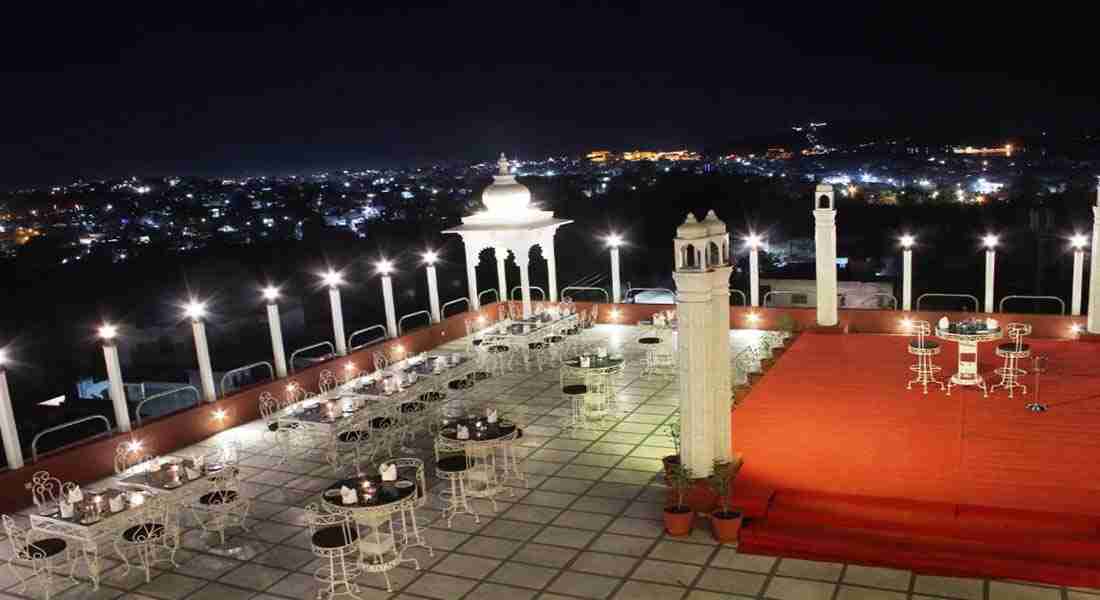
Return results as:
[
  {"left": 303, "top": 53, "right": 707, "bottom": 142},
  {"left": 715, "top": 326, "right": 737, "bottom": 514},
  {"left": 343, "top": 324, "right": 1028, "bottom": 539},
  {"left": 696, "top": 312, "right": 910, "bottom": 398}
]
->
[
  {"left": 3, "top": 514, "right": 77, "bottom": 600},
  {"left": 25, "top": 471, "right": 64, "bottom": 513},
  {"left": 318, "top": 370, "right": 337, "bottom": 394},
  {"left": 378, "top": 458, "right": 433, "bottom": 556},
  {"left": 113, "top": 497, "right": 179, "bottom": 583},
  {"left": 305, "top": 504, "right": 363, "bottom": 599},
  {"left": 260, "top": 391, "right": 300, "bottom": 462},
  {"left": 906, "top": 320, "right": 944, "bottom": 394},
  {"left": 434, "top": 439, "right": 478, "bottom": 528},
  {"left": 113, "top": 440, "right": 153, "bottom": 476},
  {"left": 992, "top": 323, "right": 1032, "bottom": 397},
  {"left": 191, "top": 442, "right": 251, "bottom": 545}
]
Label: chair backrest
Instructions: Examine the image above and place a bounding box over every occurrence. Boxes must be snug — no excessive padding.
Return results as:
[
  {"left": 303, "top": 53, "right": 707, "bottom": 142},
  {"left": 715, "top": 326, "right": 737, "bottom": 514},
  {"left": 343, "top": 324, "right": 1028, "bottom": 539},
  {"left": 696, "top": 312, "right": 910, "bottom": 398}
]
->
[
  {"left": 319, "top": 370, "right": 336, "bottom": 393},
  {"left": 1006, "top": 322, "right": 1031, "bottom": 348},
  {"left": 2, "top": 514, "right": 28, "bottom": 557},
  {"left": 259, "top": 392, "right": 278, "bottom": 422},
  {"left": 114, "top": 440, "right": 152, "bottom": 475},
  {"left": 25, "top": 471, "right": 63, "bottom": 508},
  {"left": 283, "top": 381, "right": 302, "bottom": 407},
  {"left": 373, "top": 352, "right": 388, "bottom": 373},
  {"left": 910, "top": 320, "right": 931, "bottom": 341},
  {"left": 120, "top": 496, "right": 173, "bottom": 540}
]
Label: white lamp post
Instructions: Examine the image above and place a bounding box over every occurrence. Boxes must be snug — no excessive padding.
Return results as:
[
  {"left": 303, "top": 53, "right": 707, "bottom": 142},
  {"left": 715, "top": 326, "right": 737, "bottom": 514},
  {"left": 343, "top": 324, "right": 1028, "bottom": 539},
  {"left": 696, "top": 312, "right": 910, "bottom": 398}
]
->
[
  {"left": 983, "top": 234, "right": 998, "bottom": 313},
  {"left": 0, "top": 349, "right": 25, "bottom": 469},
  {"left": 185, "top": 301, "right": 217, "bottom": 403},
  {"left": 900, "top": 234, "right": 915, "bottom": 311},
  {"left": 376, "top": 260, "right": 398, "bottom": 338},
  {"left": 98, "top": 323, "right": 132, "bottom": 433},
  {"left": 262, "top": 286, "right": 288, "bottom": 378},
  {"left": 1071, "top": 234, "right": 1087, "bottom": 317},
  {"left": 423, "top": 251, "right": 441, "bottom": 323},
  {"left": 745, "top": 233, "right": 764, "bottom": 307},
  {"left": 607, "top": 234, "right": 624, "bottom": 303},
  {"left": 322, "top": 270, "right": 348, "bottom": 355}
]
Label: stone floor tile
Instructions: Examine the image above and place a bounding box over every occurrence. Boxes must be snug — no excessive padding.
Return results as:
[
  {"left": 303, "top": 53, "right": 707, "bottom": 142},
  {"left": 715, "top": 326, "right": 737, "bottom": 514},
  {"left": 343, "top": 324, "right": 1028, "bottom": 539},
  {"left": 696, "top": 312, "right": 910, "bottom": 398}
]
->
[
  {"left": 836, "top": 585, "right": 908, "bottom": 600},
  {"left": 468, "top": 582, "right": 539, "bottom": 600},
  {"left": 404, "top": 572, "right": 478, "bottom": 599},
  {"left": 551, "top": 511, "right": 614, "bottom": 531},
  {"left": 913, "top": 575, "right": 984, "bottom": 600},
  {"left": 630, "top": 559, "right": 701, "bottom": 587},
  {"left": 478, "top": 519, "right": 542, "bottom": 541},
  {"left": 532, "top": 526, "right": 598, "bottom": 548},
  {"left": 547, "top": 571, "right": 622, "bottom": 599},
  {"left": 776, "top": 558, "right": 844, "bottom": 581},
  {"left": 487, "top": 561, "right": 559, "bottom": 589},
  {"left": 454, "top": 536, "right": 523, "bottom": 559},
  {"left": 589, "top": 533, "right": 656, "bottom": 556},
  {"left": 571, "top": 552, "right": 638, "bottom": 577},
  {"left": 186, "top": 583, "right": 256, "bottom": 600},
  {"left": 647, "top": 540, "right": 715, "bottom": 565},
  {"left": 988, "top": 581, "right": 1062, "bottom": 600},
  {"left": 430, "top": 553, "right": 501, "bottom": 579},
  {"left": 694, "top": 567, "right": 768, "bottom": 596},
  {"left": 510, "top": 544, "right": 579, "bottom": 568},
  {"left": 217, "top": 564, "right": 290, "bottom": 592},
  {"left": 613, "top": 580, "right": 688, "bottom": 600},
  {"left": 765, "top": 576, "right": 837, "bottom": 600},
  {"left": 136, "top": 573, "right": 208, "bottom": 600},
  {"left": 842, "top": 565, "right": 912, "bottom": 591}
]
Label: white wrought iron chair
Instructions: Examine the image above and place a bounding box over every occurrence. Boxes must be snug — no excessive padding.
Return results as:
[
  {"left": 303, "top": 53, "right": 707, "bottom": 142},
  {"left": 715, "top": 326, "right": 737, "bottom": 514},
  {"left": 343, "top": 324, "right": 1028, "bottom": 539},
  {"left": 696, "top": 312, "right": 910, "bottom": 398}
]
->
[
  {"left": 433, "top": 438, "right": 478, "bottom": 528},
  {"left": 378, "top": 457, "right": 433, "bottom": 556},
  {"left": 191, "top": 442, "right": 251, "bottom": 545},
  {"left": 305, "top": 503, "right": 363, "bottom": 599},
  {"left": 318, "top": 370, "right": 337, "bottom": 394},
  {"left": 906, "top": 320, "right": 944, "bottom": 394},
  {"left": 113, "top": 497, "right": 179, "bottom": 583},
  {"left": 992, "top": 322, "right": 1032, "bottom": 397},
  {"left": 25, "top": 471, "right": 64, "bottom": 514},
  {"left": 3, "top": 514, "right": 77, "bottom": 600}
]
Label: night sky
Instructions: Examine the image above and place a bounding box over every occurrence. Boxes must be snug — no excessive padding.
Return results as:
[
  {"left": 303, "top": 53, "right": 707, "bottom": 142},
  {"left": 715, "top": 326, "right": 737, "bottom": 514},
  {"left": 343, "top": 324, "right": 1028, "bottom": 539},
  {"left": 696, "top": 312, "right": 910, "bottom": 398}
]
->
[{"left": 2, "top": 2, "right": 1095, "bottom": 184}]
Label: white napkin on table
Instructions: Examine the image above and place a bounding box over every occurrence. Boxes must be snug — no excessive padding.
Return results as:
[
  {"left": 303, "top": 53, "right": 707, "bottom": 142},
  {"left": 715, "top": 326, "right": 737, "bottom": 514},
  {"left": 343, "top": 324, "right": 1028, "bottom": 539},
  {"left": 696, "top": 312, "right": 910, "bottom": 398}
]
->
[
  {"left": 108, "top": 495, "right": 125, "bottom": 513},
  {"left": 938, "top": 316, "right": 949, "bottom": 330},
  {"left": 986, "top": 318, "right": 999, "bottom": 330},
  {"left": 486, "top": 408, "right": 498, "bottom": 424},
  {"left": 67, "top": 486, "right": 84, "bottom": 503},
  {"left": 185, "top": 467, "right": 202, "bottom": 480},
  {"left": 340, "top": 485, "right": 358, "bottom": 505},
  {"left": 380, "top": 464, "right": 397, "bottom": 482},
  {"left": 580, "top": 356, "right": 590, "bottom": 368},
  {"left": 457, "top": 425, "right": 470, "bottom": 440},
  {"left": 59, "top": 500, "right": 74, "bottom": 518}
]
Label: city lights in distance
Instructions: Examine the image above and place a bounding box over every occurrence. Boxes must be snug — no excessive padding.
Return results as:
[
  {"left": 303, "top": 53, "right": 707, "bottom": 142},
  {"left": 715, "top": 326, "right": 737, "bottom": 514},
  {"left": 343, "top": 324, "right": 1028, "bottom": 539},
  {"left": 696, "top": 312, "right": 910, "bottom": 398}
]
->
[
  {"left": 605, "top": 233, "right": 624, "bottom": 248},
  {"left": 899, "top": 234, "right": 915, "bottom": 249},
  {"left": 982, "top": 234, "right": 999, "bottom": 249},
  {"left": 1070, "top": 234, "right": 1088, "bottom": 250},
  {"left": 98, "top": 323, "right": 119, "bottom": 340},
  {"left": 375, "top": 259, "right": 394, "bottom": 275},
  {"left": 183, "top": 300, "right": 207, "bottom": 320},
  {"left": 422, "top": 250, "right": 439, "bottom": 265},
  {"left": 321, "top": 270, "right": 344, "bottom": 287},
  {"left": 261, "top": 286, "right": 280, "bottom": 302}
]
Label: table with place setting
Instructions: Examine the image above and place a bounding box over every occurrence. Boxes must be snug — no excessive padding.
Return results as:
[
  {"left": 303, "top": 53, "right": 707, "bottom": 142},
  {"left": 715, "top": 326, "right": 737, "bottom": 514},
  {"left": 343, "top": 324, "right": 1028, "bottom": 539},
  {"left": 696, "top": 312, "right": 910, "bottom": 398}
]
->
[
  {"left": 437, "top": 412, "right": 519, "bottom": 507},
  {"left": 319, "top": 472, "right": 422, "bottom": 576},
  {"left": 561, "top": 351, "right": 624, "bottom": 426},
  {"left": 935, "top": 316, "right": 1004, "bottom": 397}
]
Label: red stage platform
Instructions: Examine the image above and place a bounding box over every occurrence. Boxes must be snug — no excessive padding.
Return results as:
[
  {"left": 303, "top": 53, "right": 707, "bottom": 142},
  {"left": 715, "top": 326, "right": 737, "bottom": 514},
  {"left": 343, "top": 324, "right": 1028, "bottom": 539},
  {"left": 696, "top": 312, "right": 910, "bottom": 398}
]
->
[{"left": 733, "top": 332, "right": 1100, "bottom": 586}]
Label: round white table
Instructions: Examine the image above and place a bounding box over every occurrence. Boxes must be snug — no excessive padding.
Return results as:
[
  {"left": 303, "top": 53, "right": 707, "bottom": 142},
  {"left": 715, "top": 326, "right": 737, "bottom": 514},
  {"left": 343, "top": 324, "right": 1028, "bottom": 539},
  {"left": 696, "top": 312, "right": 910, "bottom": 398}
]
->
[{"left": 935, "top": 327, "right": 1003, "bottom": 397}]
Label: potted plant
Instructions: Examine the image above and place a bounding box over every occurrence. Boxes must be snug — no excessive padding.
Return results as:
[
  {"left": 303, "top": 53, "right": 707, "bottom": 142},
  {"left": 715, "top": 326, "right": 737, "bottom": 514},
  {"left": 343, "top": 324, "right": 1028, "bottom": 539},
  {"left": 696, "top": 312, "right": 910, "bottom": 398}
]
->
[
  {"left": 661, "top": 417, "right": 681, "bottom": 480},
  {"left": 775, "top": 313, "right": 798, "bottom": 346},
  {"left": 708, "top": 456, "right": 744, "bottom": 543},
  {"left": 664, "top": 463, "right": 694, "bottom": 536}
]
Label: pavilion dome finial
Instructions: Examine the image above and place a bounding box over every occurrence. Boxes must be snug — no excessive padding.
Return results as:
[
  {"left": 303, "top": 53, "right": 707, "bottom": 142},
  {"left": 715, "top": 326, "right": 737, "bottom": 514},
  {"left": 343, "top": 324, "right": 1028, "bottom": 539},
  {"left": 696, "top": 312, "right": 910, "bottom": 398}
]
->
[{"left": 482, "top": 152, "right": 531, "bottom": 215}]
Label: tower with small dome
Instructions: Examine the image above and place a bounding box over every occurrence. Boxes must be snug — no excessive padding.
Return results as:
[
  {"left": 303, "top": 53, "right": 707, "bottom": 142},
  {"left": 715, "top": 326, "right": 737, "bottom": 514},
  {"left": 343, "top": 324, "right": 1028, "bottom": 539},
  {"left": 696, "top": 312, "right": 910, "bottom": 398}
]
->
[
  {"left": 672, "top": 210, "right": 734, "bottom": 474},
  {"left": 443, "top": 154, "right": 572, "bottom": 317}
]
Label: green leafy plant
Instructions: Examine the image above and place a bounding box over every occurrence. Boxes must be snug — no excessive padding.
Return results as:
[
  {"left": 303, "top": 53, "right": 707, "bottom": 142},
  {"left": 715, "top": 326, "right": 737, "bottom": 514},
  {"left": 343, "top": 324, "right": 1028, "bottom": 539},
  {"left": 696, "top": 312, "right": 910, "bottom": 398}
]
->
[
  {"left": 665, "top": 417, "right": 681, "bottom": 456},
  {"left": 667, "top": 463, "right": 694, "bottom": 508},
  {"left": 708, "top": 457, "right": 744, "bottom": 514}
]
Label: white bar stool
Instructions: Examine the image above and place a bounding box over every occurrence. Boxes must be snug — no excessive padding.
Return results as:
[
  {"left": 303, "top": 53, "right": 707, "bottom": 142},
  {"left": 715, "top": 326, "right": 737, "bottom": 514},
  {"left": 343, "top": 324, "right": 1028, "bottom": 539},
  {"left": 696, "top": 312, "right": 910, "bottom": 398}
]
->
[
  {"left": 906, "top": 320, "right": 944, "bottom": 394},
  {"left": 991, "top": 323, "right": 1032, "bottom": 397}
]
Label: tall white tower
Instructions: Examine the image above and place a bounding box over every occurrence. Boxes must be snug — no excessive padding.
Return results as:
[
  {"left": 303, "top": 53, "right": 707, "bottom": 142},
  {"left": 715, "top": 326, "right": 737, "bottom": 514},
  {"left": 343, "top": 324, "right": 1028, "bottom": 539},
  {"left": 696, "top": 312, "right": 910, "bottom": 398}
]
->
[
  {"left": 813, "top": 184, "right": 839, "bottom": 326},
  {"left": 672, "top": 212, "right": 733, "bottom": 475},
  {"left": 1088, "top": 187, "right": 1100, "bottom": 334}
]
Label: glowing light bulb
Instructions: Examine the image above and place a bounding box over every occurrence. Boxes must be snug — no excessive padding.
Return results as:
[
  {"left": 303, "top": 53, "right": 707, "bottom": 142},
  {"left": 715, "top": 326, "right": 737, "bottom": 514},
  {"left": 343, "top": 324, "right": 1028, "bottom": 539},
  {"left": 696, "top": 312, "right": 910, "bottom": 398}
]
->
[
  {"left": 899, "top": 235, "right": 915, "bottom": 249},
  {"left": 183, "top": 300, "right": 207, "bottom": 320},
  {"left": 261, "top": 286, "right": 280, "bottom": 301},
  {"left": 982, "top": 234, "right": 999, "bottom": 249},
  {"left": 376, "top": 259, "right": 394, "bottom": 275},
  {"left": 745, "top": 234, "right": 763, "bottom": 248},
  {"left": 1070, "top": 234, "right": 1088, "bottom": 250},
  {"left": 321, "top": 270, "right": 343, "bottom": 287},
  {"left": 211, "top": 409, "right": 226, "bottom": 421},
  {"left": 422, "top": 251, "right": 438, "bottom": 265},
  {"left": 98, "top": 323, "right": 118, "bottom": 340},
  {"left": 606, "top": 233, "right": 624, "bottom": 248}
]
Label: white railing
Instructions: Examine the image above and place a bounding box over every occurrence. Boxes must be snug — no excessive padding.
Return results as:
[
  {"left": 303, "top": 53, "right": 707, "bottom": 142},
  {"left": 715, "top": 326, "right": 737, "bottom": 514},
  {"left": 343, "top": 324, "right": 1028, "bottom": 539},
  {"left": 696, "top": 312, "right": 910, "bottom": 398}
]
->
[
  {"left": 397, "top": 310, "right": 431, "bottom": 336},
  {"left": 762, "top": 290, "right": 802, "bottom": 306},
  {"left": 624, "top": 288, "right": 675, "bottom": 303},
  {"left": 348, "top": 325, "right": 387, "bottom": 351},
  {"left": 999, "top": 295, "right": 1066, "bottom": 315},
  {"left": 561, "top": 286, "right": 610, "bottom": 303},
  {"left": 846, "top": 293, "right": 898, "bottom": 310},
  {"left": 135, "top": 386, "right": 201, "bottom": 425},
  {"left": 477, "top": 289, "right": 499, "bottom": 306},
  {"left": 219, "top": 362, "right": 275, "bottom": 397},
  {"left": 510, "top": 286, "right": 546, "bottom": 301},
  {"left": 440, "top": 297, "right": 470, "bottom": 318},
  {"left": 289, "top": 341, "right": 336, "bottom": 373},
  {"left": 916, "top": 293, "right": 980, "bottom": 312},
  {"left": 730, "top": 290, "right": 747, "bottom": 306},
  {"left": 31, "top": 415, "right": 112, "bottom": 462}
]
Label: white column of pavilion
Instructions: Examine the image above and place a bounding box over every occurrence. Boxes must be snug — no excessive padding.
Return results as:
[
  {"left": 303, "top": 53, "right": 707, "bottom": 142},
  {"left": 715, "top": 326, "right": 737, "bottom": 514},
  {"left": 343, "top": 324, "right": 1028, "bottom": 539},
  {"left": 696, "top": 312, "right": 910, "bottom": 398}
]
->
[
  {"left": 443, "top": 154, "right": 572, "bottom": 313},
  {"left": 813, "top": 184, "right": 839, "bottom": 327},
  {"left": 1089, "top": 189, "right": 1100, "bottom": 334}
]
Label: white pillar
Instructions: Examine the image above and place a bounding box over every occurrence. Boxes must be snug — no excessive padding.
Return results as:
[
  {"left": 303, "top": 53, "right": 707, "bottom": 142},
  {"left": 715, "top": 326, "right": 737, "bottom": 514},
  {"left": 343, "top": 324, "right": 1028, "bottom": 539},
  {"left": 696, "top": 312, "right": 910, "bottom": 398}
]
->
[
  {"left": 381, "top": 275, "right": 398, "bottom": 338},
  {"left": 266, "top": 303, "right": 288, "bottom": 378},
  {"left": 610, "top": 245, "right": 622, "bottom": 303},
  {"left": 673, "top": 271, "right": 717, "bottom": 474},
  {"left": 426, "top": 264, "right": 441, "bottom": 323},
  {"left": 984, "top": 249, "right": 996, "bottom": 313},
  {"left": 813, "top": 196, "right": 838, "bottom": 326},
  {"left": 1072, "top": 248, "right": 1084, "bottom": 317},
  {"left": 711, "top": 265, "right": 733, "bottom": 464},
  {"left": 0, "top": 368, "right": 25, "bottom": 469},
  {"left": 329, "top": 287, "right": 348, "bottom": 354},
  {"left": 1089, "top": 202, "right": 1100, "bottom": 334},
  {"left": 545, "top": 238, "right": 559, "bottom": 302},
  {"left": 191, "top": 320, "right": 217, "bottom": 403},
  {"left": 465, "top": 243, "right": 480, "bottom": 310},
  {"left": 518, "top": 255, "right": 533, "bottom": 318},
  {"left": 495, "top": 247, "right": 508, "bottom": 305},
  {"left": 902, "top": 247, "right": 913, "bottom": 311},
  {"left": 102, "top": 342, "right": 132, "bottom": 432},
  {"left": 749, "top": 246, "right": 760, "bottom": 307}
]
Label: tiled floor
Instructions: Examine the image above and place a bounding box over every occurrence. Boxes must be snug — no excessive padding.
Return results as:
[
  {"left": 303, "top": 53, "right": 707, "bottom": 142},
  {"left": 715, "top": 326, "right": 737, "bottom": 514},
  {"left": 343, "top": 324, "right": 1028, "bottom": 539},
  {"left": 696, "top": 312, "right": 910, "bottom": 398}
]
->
[{"left": 4, "top": 325, "right": 1097, "bottom": 600}]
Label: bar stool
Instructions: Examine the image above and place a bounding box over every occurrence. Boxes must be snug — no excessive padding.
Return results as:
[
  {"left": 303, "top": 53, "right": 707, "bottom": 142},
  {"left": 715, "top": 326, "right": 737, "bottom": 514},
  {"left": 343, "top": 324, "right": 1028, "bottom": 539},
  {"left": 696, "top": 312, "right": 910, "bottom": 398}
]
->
[
  {"left": 906, "top": 320, "right": 944, "bottom": 394},
  {"left": 562, "top": 381, "right": 590, "bottom": 429},
  {"left": 434, "top": 440, "right": 478, "bottom": 527},
  {"left": 305, "top": 504, "right": 363, "bottom": 599},
  {"left": 991, "top": 323, "right": 1031, "bottom": 397},
  {"left": 498, "top": 429, "right": 527, "bottom": 493}
]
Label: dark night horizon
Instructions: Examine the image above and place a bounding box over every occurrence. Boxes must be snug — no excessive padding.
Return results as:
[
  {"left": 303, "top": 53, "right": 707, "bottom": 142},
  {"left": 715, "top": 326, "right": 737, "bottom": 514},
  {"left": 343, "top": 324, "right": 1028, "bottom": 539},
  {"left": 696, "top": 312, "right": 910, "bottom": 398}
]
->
[{"left": 2, "top": 2, "right": 1096, "bottom": 185}]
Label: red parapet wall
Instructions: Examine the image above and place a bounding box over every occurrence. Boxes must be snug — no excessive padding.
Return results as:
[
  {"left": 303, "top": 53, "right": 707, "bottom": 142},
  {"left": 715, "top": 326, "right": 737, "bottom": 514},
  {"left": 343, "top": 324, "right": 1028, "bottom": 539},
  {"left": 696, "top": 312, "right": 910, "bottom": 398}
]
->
[{"left": 0, "top": 303, "right": 498, "bottom": 515}]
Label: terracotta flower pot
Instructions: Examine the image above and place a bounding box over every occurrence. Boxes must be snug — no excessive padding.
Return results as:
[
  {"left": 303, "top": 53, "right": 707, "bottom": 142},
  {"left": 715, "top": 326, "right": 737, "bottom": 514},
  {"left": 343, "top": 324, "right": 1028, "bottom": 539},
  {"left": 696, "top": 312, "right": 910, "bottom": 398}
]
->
[
  {"left": 663, "top": 505, "right": 694, "bottom": 536},
  {"left": 710, "top": 510, "right": 743, "bottom": 543}
]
